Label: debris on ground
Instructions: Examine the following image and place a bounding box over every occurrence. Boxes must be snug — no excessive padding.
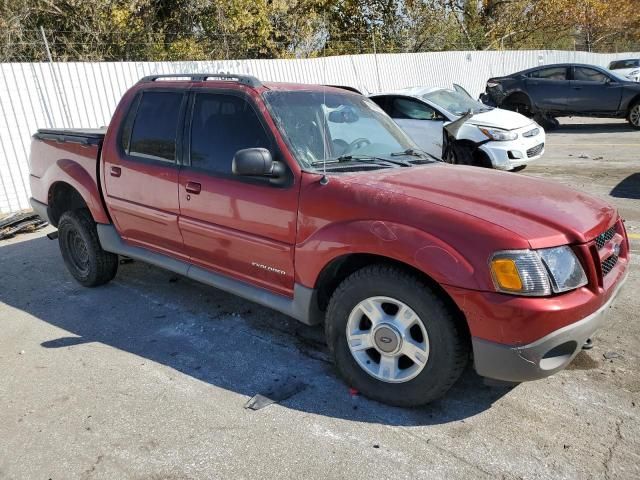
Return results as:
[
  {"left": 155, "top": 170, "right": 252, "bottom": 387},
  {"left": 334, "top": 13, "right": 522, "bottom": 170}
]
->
[
  {"left": 593, "top": 156, "right": 604, "bottom": 161},
  {"left": 578, "top": 153, "right": 590, "bottom": 159},
  {"left": 0, "top": 212, "right": 47, "bottom": 240},
  {"left": 244, "top": 378, "right": 307, "bottom": 410},
  {"left": 603, "top": 351, "right": 622, "bottom": 360}
]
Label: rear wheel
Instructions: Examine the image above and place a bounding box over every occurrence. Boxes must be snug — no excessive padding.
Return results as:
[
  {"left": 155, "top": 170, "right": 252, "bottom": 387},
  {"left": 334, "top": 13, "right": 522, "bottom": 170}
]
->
[
  {"left": 533, "top": 113, "right": 559, "bottom": 131},
  {"left": 58, "top": 209, "right": 118, "bottom": 287},
  {"left": 325, "top": 265, "right": 469, "bottom": 407},
  {"left": 503, "top": 94, "right": 532, "bottom": 117},
  {"left": 629, "top": 102, "right": 640, "bottom": 129}
]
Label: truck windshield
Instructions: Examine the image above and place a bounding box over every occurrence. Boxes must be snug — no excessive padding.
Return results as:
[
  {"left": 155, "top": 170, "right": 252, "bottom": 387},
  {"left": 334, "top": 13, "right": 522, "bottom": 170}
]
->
[{"left": 263, "top": 90, "right": 417, "bottom": 170}]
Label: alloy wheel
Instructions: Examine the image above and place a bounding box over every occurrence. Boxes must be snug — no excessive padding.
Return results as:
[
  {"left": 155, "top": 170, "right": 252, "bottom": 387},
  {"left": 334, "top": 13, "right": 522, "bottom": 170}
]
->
[
  {"left": 346, "top": 296, "right": 430, "bottom": 383},
  {"left": 630, "top": 105, "right": 640, "bottom": 127}
]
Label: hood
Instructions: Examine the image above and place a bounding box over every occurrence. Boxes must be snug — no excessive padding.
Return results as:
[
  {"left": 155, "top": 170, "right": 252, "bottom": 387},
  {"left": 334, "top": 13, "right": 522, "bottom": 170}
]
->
[
  {"left": 344, "top": 164, "right": 615, "bottom": 248},
  {"left": 465, "top": 108, "right": 533, "bottom": 130}
]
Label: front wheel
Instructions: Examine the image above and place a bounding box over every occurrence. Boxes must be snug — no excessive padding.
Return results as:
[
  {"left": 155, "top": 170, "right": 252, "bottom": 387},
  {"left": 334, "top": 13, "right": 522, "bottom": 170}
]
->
[
  {"left": 58, "top": 209, "right": 118, "bottom": 287},
  {"left": 325, "top": 265, "right": 469, "bottom": 407},
  {"left": 628, "top": 102, "right": 640, "bottom": 129}
]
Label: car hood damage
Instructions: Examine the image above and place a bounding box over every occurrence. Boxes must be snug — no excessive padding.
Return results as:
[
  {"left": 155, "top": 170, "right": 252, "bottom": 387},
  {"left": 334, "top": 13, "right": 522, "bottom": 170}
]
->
[
  {"left": 345, "top": 164, "right": 616, "bottom": 248},
  {"left": 463, "top": 108, "right": 533, "bottom": 130}
]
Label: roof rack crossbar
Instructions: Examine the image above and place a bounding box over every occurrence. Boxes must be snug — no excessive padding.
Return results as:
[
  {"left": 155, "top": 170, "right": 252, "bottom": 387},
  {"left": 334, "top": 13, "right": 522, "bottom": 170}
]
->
[{"left": 138, "top": 73, "right": 262, "bottom": 88}]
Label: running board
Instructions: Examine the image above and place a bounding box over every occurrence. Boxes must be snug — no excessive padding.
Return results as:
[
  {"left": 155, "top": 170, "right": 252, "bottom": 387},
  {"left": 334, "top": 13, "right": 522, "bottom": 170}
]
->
[{"left": 96, "top": 224, "right": 321, "bottom": 325}]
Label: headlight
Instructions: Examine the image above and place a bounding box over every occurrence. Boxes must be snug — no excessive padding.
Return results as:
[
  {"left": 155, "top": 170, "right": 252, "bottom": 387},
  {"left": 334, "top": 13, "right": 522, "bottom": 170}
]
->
[
  {"left": 486, "top": 81, "right": 499, "bottom": 88},
  {"left": 478, "top": 126, "right": 518, "bottom": 141},
  {"left": 490, "top": 247, "right": 587, "bottom": 296},
  {"left": 629, "top": 69, "right": 640, "bottom": 75}
]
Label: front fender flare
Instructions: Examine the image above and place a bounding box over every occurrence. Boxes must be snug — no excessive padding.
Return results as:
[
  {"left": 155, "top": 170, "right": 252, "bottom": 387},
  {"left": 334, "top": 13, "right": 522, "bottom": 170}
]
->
[{"left": 295, "top": 220, "right": 480, "bottom": 290}]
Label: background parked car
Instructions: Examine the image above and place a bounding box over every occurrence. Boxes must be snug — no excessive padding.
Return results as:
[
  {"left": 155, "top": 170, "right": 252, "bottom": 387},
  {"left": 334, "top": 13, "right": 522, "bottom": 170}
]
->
[
  {"left": 609, "top": 59, "right": 640, "bottom": 82},
  {"left": 480, "top": 63, "right": 640, "bottom": 130},
  {"left": 370, "top": 86, "right": 545, "bottom": 172}
]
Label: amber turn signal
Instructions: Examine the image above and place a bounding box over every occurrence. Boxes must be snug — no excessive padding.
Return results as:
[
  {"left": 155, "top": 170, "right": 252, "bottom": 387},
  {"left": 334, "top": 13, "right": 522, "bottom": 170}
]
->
[{"left": 491, "top": 258, "right": 523, "bottom": 291}]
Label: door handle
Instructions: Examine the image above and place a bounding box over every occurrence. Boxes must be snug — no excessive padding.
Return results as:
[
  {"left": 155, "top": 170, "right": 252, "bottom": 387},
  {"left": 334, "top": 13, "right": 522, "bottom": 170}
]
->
[
  {"left": 110, "top": 166, "right": 121, "bottom": 177},
  {"left": 185, "top": 181, "right": 201, "bottom": 194}
]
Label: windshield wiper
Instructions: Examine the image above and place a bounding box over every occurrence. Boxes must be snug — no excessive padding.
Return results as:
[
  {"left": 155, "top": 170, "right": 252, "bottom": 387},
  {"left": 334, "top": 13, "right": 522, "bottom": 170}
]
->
[
  {"left": 390, "top": 149, "right": 438, "bottom": 163},
  {"left": 311, "top": 154, "right": 411, "bottom": 167}
]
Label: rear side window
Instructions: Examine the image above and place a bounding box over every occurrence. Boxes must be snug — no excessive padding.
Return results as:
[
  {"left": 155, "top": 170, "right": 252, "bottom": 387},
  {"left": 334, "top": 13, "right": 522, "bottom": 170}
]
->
[
  {"left": 528, "top": 67, "right": 567, "bottom": 80},
  {"left": 189, "top": 93, "right": 271, "bottom": 174},
  {"left": 127, "top": 91, "right": 184, "bottom": 163},
  {"left": 574, "top": 67, "right": 608, "bottom": 83},
  {"left": 610, "top": 59, "right": 640, "bottom": 70}
]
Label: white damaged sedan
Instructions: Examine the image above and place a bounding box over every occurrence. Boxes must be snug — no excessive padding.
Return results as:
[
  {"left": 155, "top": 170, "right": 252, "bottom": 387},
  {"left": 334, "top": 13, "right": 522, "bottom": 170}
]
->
[{"left": 370, "top": 85, "right": 545, "bottom": 171}]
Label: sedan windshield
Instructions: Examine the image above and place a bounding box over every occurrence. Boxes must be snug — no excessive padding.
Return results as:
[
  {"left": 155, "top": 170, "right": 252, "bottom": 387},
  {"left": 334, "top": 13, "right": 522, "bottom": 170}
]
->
[
  {"left": 423, "top": 89, "right": 489, "bottom": 116},
  {"left": 263, "top": 90, "right": 417, "bottom": 170}
]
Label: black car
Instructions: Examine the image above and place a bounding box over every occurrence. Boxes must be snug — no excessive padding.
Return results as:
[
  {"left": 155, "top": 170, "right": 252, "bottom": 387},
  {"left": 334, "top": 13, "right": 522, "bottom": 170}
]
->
[{"left": 480, "top": 63, "right": 640, "bottom": 129}]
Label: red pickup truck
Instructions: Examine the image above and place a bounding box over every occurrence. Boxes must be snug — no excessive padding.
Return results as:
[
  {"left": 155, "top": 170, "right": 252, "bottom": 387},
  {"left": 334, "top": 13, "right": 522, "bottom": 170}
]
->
[{"left": 29, "top": 73, "right": 629, "bottom": 407}]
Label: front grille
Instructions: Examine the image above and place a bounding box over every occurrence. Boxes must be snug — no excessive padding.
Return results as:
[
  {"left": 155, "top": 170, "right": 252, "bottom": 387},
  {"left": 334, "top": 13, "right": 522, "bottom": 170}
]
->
[
  {"left": 595, "top": 226, "right": 616, "bottom": 250},
  {"left": 527, "top": 143, "right": 544, "bottom": 157},
  {"left": 601, "top": 254, "right": 619, "bottom": 276}
]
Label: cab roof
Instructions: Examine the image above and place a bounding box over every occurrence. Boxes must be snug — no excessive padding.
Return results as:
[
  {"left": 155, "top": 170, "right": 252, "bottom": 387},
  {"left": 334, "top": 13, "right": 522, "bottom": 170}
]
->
[{"left": 137, "top": 73, "right": 358, "bottom": 95}]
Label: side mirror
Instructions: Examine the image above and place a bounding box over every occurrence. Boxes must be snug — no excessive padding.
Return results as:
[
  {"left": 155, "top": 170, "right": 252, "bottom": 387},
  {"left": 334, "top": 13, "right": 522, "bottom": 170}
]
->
[{"left": 232, "top": 148, "right": 286, "bottom": 185}]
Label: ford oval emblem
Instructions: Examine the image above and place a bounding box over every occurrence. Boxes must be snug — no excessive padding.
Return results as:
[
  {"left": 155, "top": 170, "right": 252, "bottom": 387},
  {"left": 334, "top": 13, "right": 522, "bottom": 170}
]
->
[{"left": 379, "top": 336, "right": 392, "bottom": 344}]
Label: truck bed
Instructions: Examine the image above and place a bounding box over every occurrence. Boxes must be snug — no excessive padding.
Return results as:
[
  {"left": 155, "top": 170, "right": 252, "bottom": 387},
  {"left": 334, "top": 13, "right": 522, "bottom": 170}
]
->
[
  {"left": 34, "top": 128, "right": 106, "bottom": 146},
  {"left": 29, "top": 128, "right": 106, "bottom": 210}
]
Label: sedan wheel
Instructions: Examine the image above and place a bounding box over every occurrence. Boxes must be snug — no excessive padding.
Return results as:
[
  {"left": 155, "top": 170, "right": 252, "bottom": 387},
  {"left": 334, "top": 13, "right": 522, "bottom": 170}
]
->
[{"left": 630, "top": 103, "right": 640, "bottom": 129}]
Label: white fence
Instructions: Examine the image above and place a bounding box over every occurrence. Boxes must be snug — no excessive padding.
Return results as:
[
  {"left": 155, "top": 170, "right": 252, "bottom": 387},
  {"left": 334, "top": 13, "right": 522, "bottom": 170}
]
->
[{"left": 1, "top": 49, "right": 638, "bottom": 214}]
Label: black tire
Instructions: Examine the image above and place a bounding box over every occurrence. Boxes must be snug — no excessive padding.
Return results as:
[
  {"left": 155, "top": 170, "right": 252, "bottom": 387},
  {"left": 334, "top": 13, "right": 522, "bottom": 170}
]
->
[
  {"left": 58, "top": 209, "right": 118, "bottom": 287},
  {"left": 533, "top": 113, "right": 559, "bottom": 131},
  {"left": 503, "top": 94, "right": 532, "bottom": 117},
  {"left": 511, "top": 165, "right": 527, "bottom": 172},
  {"left": 628, "top": 102, "right": 640, "bottom": 130},
  {"left": 325, "top": 265, "right": 469, "bottom": 407}
]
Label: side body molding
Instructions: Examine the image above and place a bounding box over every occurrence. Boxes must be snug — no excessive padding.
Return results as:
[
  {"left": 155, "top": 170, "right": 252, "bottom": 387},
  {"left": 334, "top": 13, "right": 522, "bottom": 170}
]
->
[{"left": 97, "top": 224, "right": 322, "bottom": 325}]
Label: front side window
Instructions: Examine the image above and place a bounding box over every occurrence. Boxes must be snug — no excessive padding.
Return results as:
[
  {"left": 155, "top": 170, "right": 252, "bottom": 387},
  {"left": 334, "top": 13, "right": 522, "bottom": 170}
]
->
[
  {"left": 128, "top": 91, "right": 184, "bottom": 162},
  {"left": 391, "top": 98, "right": 439, "bottom": 120},
  {"left": 574, "top": 67, "right": 608, "bottom": 83},
  {"left": 263, "top": 90, "right": 416, "bottom": 169},
  {"left": 529, "top": 67, "right": 567, "bottom": 81},
  {"left": 189, "top": 93, "right": 272, "bottom": 174}
]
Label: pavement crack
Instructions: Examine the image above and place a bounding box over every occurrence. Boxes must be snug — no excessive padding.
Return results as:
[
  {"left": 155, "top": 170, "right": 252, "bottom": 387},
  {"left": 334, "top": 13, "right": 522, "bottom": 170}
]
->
[{"left": 604, "top": 418, "right": 623, "bottom": 480}]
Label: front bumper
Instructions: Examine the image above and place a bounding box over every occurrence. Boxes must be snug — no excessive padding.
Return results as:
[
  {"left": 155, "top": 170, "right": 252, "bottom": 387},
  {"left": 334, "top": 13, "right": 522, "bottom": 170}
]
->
[
  {"left": 480, "top": 129, "right": 546, "bottom": 170},
  {"left": 471, "top": 270, "right": 628, "bottom": 382}
]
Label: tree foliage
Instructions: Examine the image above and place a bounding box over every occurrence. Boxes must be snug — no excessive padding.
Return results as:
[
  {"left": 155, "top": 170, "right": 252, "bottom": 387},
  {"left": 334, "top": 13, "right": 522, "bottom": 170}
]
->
[{"left": 0, "top": 0, "right": 638, "bottom": 61}]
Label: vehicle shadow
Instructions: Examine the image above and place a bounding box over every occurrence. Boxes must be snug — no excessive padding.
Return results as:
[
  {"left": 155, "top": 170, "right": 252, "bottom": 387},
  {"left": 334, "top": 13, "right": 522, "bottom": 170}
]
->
[
  {"left": 548, "top": 121, "right": 634, "bottom": 134},
  {"left": 0, "top": 235, "right": 512, "bottom": 426},
  {"left": 610, "top": 173, "right": 640, "bottom": 200}
]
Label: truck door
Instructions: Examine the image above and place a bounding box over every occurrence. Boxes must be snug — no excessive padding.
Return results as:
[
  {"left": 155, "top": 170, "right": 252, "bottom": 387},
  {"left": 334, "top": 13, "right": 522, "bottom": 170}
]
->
[
  {"left": 177, "top": 90, "right": 299, "bottom": 296},
  {"left": 103, "top": 89, "right": 187, "bottom": 258},
  {"left": 569, "top": 66, "right": 623, "bottom": 113}
]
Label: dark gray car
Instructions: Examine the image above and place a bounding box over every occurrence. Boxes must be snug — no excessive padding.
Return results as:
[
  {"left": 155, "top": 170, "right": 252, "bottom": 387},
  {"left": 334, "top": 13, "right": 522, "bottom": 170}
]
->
[{"left": 480, "top": 63, "right": 640, "bottom": 129}]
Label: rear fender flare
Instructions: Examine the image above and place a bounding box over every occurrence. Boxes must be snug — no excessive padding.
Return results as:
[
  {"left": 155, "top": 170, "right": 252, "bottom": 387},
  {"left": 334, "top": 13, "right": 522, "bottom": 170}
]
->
[{"left": 43, "top": 158, "right": 109, "bottom": 224}]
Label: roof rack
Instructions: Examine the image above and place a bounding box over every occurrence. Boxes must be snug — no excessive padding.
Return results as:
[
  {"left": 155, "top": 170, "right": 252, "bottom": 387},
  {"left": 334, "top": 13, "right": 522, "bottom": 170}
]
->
[{"left": 137, "top": 73, "right": 262, "bottom": 88}]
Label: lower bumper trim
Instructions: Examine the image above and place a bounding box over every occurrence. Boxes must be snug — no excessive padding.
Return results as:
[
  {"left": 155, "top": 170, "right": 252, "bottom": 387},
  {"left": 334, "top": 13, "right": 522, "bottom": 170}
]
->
[
  {"left": 29, "top": 197, "right": 51, "bottom": 224},
  {"left": 472, "top": 270, "right": 628, "bottom": 382}
]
